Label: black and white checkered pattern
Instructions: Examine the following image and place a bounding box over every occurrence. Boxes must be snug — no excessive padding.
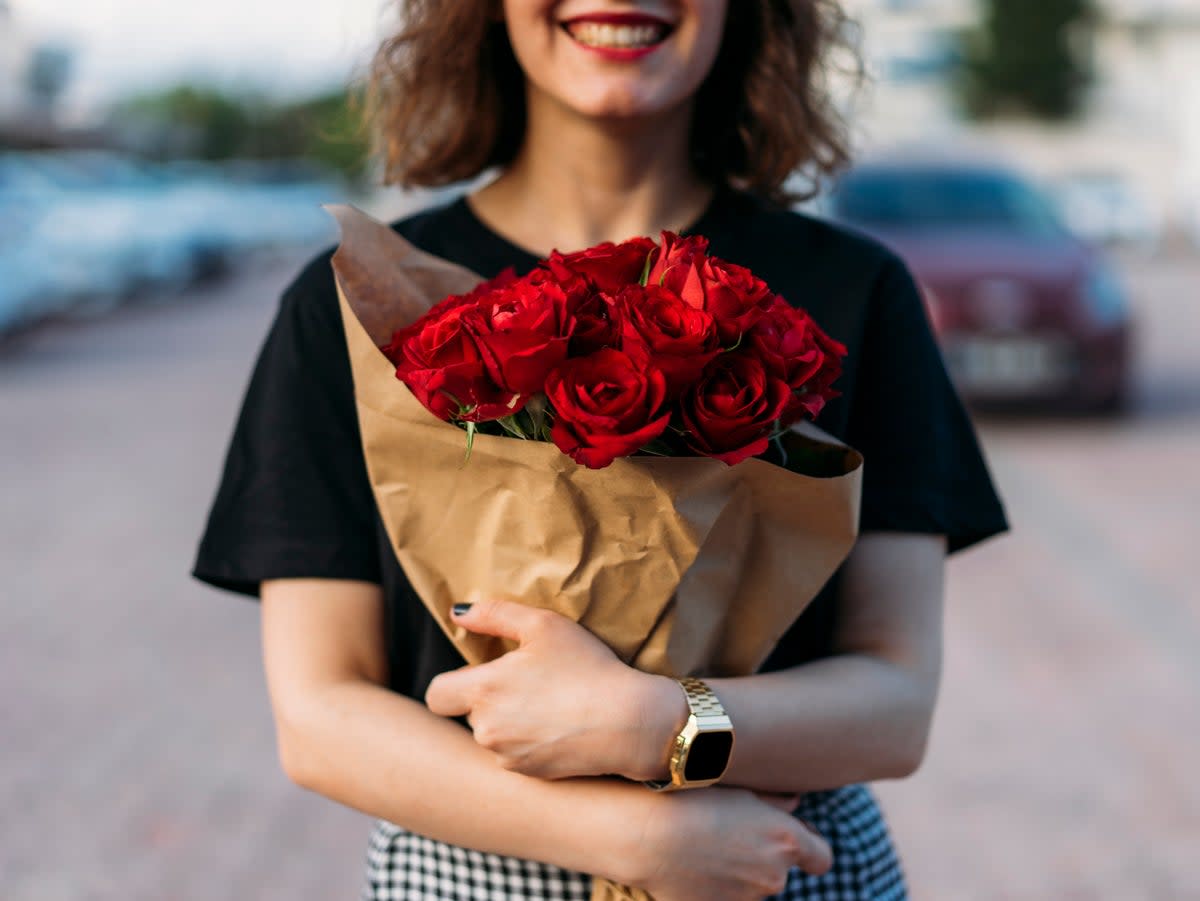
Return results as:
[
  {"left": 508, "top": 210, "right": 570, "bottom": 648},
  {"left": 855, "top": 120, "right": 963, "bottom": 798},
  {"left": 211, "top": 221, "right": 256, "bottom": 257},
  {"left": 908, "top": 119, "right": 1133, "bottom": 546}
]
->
[
  {"left": 768, "top": 785, "right": 908, "bottom": 900},
  {"left": 360, "top": 784, "right": 906, "bottom": 900}
]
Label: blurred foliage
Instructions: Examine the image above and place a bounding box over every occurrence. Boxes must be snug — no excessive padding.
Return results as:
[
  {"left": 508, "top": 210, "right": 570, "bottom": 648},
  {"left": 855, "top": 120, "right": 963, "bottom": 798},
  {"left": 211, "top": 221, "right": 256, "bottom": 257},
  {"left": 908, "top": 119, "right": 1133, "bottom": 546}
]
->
[
  {"left": 110, "top": 85, "right": 371, "bottom": 182},
  {"left": 959, "top": 0, "right": 1096, "bottom": 120}
]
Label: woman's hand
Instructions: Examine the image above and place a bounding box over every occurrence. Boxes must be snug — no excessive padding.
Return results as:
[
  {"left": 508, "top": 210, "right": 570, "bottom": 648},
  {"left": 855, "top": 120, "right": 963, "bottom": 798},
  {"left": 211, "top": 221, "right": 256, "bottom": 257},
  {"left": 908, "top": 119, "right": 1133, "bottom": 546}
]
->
[
  {"left": 621, "top": 788, "right": 833, "bottom": 901},
  {"left": 425, "top": 599, "right": 686, "bottom": 781}
]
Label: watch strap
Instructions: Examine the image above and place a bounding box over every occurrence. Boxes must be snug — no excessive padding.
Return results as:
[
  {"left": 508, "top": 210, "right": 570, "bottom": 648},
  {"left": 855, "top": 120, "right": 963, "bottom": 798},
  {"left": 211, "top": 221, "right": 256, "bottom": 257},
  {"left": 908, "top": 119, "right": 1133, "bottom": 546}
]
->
[
  {"left": 678, "top": 676, "right": 728, "bottom": 721},
  {"left": 644, "top": 677, "right": 733, "bottom": 792}
]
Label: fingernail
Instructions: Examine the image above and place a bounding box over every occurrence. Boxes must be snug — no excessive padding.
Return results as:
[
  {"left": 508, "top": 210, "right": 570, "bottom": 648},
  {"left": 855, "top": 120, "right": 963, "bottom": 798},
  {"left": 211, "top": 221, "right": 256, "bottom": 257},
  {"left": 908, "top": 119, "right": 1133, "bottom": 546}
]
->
[{"left": 452, "top": 603, "right": 473, "bottom": 617}]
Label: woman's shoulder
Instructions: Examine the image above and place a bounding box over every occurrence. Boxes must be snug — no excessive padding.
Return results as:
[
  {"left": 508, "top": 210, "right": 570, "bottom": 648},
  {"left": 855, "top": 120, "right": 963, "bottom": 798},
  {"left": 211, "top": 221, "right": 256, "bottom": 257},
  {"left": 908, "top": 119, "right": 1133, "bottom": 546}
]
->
[
  {"left": 718, "top": 191, "right": 912, "bottom": 313},
  {"left": 277, "top": 196, "right": 465, "bottom": 330},
  {"left": 733, "top": 192, "right": 908, "bottom": 275}
]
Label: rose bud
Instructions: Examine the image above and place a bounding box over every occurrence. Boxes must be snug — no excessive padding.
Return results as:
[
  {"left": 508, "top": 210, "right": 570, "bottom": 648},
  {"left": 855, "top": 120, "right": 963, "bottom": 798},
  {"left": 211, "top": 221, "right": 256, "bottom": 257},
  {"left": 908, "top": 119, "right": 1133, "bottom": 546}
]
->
[
  {"left": 681, "top": 351, "right": 792, "bottom": 466},
  {"left": 645, "top": 231, "right": 710, "bottom": 287},
  {"left": 647, "top": 232, "right": 774, "bottom": 343},
  {"left": 545, "top": 348, "right": 672, "bottom": 469}
]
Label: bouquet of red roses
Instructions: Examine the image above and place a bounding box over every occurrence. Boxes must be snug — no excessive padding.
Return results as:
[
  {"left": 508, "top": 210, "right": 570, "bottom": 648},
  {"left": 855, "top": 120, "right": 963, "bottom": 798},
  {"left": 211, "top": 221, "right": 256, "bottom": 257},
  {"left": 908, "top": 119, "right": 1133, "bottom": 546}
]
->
[
  {"left": 329, "top": 205, "right": 862, "bottom": 901},
  {"left": 384, "top": 232, "right": 845, "bottom": 469}
]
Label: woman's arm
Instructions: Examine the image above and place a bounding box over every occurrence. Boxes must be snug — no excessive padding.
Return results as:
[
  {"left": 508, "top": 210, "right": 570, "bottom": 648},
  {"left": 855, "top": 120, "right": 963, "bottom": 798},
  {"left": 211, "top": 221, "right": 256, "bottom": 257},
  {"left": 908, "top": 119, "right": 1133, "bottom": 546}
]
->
[
  {"left": 433, "top": 532, "right": 945, "bottom": 793},
  {"left": 260, "top": 578, "right": 831, "bottom": 900},
  {"left": 699, "top": 532, "right": 946, "bottom": 792}
]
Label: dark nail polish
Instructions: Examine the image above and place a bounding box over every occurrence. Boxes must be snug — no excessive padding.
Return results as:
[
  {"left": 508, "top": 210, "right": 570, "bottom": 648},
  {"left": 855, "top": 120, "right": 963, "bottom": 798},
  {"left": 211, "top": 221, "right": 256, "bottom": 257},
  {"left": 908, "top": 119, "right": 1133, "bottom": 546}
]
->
[{"left": 452, "top": 603, "right": 473, "bottom": 617}]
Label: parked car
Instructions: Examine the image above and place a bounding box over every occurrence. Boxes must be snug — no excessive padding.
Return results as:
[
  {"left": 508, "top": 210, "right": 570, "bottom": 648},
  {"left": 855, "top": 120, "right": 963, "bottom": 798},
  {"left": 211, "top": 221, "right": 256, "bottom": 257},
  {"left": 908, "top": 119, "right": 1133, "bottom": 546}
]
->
[
  {"left": 0, "top": 150, "right": 340, "bottom": 336},
  {"left": 828, "top": 159, "right": 1134, "bottom": 413}
]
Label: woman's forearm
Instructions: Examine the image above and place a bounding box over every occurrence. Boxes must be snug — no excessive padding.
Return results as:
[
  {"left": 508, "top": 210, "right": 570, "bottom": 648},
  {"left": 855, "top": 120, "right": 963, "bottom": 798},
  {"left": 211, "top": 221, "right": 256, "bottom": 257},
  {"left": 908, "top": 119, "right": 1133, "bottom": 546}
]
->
[
  {"left": 711, "top": 654, "right": 937, "bottom": 791},
  {"left": 640, "top": 535, "right": 945, "bottom": 793},
  {"left": 276, "top": 678, "right": 647, "bottom": 882},
  {"left": 635, "top": 653, "right": 937, "bottom": 794}
]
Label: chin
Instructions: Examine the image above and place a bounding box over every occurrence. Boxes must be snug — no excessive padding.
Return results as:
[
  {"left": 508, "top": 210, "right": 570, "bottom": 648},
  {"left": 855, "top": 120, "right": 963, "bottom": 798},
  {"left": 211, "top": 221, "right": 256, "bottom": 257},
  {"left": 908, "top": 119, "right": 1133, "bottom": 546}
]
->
[{"left": 559, "top": 80, "right": 684, "bottom": 122}]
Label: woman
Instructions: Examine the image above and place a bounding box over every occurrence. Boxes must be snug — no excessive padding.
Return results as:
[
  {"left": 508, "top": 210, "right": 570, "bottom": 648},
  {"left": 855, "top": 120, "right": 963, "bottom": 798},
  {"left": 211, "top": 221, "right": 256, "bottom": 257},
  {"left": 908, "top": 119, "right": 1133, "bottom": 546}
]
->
[{"left": 194, "top": 2, "right": 1008, "bottom": 899}]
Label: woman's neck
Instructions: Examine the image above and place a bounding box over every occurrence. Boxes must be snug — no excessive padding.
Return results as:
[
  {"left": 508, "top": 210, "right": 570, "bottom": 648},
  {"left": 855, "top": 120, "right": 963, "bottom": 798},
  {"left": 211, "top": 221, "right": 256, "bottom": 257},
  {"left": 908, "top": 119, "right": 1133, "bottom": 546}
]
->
[{"left": 469, "top": 93, "right": 714, "bottom": 256}]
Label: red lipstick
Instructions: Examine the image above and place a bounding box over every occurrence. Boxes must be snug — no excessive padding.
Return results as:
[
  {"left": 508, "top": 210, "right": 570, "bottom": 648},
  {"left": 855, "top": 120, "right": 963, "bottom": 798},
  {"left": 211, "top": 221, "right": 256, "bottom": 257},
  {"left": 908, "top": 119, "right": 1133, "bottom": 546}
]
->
[
  {"left": 564, "top": 12, "right": 673, "bottom": 26},
  {"left": 561, "top": 11, "right": 674, "bottom": 62}
]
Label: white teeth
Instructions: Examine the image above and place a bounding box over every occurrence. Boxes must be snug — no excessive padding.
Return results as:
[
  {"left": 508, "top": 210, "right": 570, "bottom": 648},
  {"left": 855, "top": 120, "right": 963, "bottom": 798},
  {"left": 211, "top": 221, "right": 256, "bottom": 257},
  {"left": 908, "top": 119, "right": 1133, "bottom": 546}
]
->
[{"left": 569, "top": 21, "right": 666, "bottom": 49}]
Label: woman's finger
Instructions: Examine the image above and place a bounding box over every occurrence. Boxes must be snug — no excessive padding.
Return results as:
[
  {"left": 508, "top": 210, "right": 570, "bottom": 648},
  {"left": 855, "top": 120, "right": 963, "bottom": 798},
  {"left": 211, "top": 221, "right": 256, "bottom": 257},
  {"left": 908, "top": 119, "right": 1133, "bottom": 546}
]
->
[
  {"left": 424, "top": 664, "right": 479, "bottom": 718},
  {"left": 790, "top": 820, "right": 834, "bottom": 876},
  {"left": 451, "top": 597, "right": 556, "bottom": 644}
]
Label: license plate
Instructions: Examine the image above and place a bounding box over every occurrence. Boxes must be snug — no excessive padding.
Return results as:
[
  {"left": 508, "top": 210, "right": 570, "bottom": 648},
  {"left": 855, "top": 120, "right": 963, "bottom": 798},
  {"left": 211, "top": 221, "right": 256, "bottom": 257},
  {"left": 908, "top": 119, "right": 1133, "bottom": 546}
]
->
[{"left": 946, "top": 337, "right": 1071, "bottom": 393}]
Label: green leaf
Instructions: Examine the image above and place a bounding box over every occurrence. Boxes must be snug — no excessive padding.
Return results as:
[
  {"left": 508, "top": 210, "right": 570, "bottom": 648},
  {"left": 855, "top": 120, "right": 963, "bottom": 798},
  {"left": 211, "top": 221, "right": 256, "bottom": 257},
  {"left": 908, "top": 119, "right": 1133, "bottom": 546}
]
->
[
  {"left": 637, "top": 440, "right": 673, "bottom": 457},
  {"left": 497, "top": 416, "right": 523, "bottom": 439},
  {"left": 525, "top": 394, "right": 548, "bottom": 438},
  {"left": 463, "top": 421, "right": 477, "bottom": 466},
  {"left": 771, "top": 432, "right": 789, "bottom": 469},
  {"left": 639, "top": 250, "right": 654, "bottom": 287}
]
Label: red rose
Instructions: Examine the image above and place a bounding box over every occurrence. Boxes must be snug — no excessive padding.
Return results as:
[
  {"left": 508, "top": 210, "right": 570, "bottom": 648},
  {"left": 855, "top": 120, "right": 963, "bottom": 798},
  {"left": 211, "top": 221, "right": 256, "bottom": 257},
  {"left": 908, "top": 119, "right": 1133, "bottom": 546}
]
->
[
  {"left": 462, "top": 271, "right": 572, "bottom": 396},
  {"left": 646, "top": 231, "right": 708, "bottom": 271},
  {"left": 546, "top": 349, "right": 671, "bottom": 469},
  {"left": 790, "top": 323, "right": 846, "bottom": 421},
  {"left": 382, "top": 267, "right": 518, "bottom": 362},
  {"left": 546, "top": 237, "right": 657, "bottom": 293},
  {"left": 569, "top": 289, "right": 622, "bottom": 356},
  {"left": 617, "top": 284, "right": 721, "bottom": 397},
  {"left": 680, "top": 351, "right": 791, "bottom": 466},
  {"left": 387, "top": 299, "right": 523, "bottom": 423},
  {"left": 749, "top": 298, "right": 846, "bottom": 424},
  {"left": 646, "top": 232, "right": 774, "bottom": 343}
]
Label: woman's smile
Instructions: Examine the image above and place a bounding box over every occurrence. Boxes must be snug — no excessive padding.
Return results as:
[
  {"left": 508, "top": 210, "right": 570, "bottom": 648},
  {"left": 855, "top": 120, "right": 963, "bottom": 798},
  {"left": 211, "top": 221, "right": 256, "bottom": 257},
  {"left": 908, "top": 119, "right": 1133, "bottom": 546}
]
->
[
  {"left": 501, "top": 1, "right": 726, "bottom": 120},
  {"left": 561, "top": 11, "right": 677, "bottom": 59}
]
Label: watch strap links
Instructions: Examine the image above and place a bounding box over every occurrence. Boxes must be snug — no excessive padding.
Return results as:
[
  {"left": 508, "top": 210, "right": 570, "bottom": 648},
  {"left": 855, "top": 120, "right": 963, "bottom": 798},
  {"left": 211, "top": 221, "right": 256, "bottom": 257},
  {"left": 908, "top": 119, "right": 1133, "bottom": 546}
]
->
[{"left": 643, "top": 677, "right": 733, "bottom": 792}]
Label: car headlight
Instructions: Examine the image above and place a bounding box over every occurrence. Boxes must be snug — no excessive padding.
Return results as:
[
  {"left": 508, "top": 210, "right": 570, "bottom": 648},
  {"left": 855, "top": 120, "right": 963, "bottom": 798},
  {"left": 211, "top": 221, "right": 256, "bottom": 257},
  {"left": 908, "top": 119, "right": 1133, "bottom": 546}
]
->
[{"left": 1082, "top": 264, "right": 1129, "bottom": 327}]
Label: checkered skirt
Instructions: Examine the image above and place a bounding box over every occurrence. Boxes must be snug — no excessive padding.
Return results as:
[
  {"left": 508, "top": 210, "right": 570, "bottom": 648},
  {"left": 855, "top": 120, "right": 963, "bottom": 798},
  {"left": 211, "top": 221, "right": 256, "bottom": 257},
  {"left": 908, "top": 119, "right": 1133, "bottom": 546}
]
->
[{"left": 360, "top": 784, "right": 906, "bottom": 900}]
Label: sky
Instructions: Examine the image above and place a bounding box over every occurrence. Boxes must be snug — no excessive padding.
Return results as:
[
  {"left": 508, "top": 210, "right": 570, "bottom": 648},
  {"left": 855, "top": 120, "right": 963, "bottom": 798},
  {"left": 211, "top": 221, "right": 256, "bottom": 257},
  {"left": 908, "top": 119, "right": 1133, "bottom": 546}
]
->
[{"left": 12, "top": 0, "right": 394, "bottom": 114}]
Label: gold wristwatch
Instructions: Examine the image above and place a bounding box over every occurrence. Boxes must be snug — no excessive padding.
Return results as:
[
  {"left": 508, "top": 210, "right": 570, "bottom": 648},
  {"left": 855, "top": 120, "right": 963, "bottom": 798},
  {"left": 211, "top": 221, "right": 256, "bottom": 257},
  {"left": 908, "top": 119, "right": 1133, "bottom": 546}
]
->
[{"left": 644, "top": 677, "right": 735, "bottom": 792}]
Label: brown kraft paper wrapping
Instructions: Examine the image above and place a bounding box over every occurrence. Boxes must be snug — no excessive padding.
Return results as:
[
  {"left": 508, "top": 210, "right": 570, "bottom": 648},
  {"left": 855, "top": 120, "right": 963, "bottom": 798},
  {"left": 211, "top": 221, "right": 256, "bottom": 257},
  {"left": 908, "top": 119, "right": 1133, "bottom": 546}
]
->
[{"left": 328, "top": 205, "right": 864, "bottom": 901}]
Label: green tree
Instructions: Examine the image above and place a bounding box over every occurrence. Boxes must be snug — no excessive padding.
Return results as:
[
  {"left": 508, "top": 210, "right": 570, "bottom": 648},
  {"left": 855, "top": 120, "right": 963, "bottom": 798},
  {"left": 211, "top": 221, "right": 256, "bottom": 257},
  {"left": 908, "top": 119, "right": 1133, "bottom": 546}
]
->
[
  {"left": 116, "top": 85, "right": 253, "bottom": 159},
  {"left": 266, "top": 90, "right": 371, "bottom": 181},
  {"left": 960, "top": 0, "right": 1096, "bottom": 120},
  {"left": 110, "top": 85, "right": 370, "bottom": 183}
]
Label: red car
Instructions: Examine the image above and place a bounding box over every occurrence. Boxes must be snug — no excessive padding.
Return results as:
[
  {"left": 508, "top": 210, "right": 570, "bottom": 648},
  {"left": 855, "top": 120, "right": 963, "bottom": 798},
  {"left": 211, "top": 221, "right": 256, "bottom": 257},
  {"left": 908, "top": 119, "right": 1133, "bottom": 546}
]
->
[{"left": 829, "top": 160, "right": 1133, "bottom": 413}]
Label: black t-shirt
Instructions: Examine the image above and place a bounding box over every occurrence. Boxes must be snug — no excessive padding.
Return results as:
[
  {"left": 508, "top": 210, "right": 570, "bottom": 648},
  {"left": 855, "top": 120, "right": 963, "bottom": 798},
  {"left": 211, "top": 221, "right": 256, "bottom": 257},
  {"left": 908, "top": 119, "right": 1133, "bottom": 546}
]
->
[{"left": 193, "top": 187, "right": 1008, "bottom": 699}]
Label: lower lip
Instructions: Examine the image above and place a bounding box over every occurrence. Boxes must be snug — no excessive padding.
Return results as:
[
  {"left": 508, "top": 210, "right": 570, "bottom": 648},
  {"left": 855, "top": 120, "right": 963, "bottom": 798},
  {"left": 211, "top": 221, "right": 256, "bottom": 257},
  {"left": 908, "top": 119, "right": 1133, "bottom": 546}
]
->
[{"left": 573, "top": 41, "right": 663, "bottom": 61}]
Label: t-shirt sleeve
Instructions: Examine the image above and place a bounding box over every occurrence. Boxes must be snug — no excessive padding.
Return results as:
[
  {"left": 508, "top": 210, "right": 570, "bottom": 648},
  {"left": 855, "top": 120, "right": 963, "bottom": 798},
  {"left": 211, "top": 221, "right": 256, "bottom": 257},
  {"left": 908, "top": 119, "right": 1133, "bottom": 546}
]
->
[
  {"left": 191, "top": 253, "right": 381, "bottom": 596},
  {"left": 846, "top": 254, "right": 1009, "bottom": 554}
]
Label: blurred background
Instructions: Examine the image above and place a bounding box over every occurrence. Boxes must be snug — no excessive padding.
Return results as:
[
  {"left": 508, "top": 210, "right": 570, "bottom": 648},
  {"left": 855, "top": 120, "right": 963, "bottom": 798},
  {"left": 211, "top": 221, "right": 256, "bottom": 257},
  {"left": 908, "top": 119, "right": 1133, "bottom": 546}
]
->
[{"left": 2, "top": 0, "right": 1196, "bottom": 898}]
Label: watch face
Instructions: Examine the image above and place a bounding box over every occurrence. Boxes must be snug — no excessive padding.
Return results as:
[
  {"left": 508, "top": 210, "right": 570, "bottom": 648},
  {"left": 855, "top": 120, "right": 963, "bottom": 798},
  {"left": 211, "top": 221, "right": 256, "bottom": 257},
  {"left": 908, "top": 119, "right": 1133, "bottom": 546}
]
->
[{"left": 684, "top": 730, "right": 733, "bottom": 782}]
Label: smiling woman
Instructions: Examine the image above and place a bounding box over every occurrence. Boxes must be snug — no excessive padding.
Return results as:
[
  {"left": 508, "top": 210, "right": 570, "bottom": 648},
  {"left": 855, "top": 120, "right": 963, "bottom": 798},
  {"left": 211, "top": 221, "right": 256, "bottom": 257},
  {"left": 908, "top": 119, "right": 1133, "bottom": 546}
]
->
[
  {"left": 193, "top": 1, "right": 1008, "bottom": 900},
  {"left": 367, "top": 0, "right": 854, "bottom": 202}
]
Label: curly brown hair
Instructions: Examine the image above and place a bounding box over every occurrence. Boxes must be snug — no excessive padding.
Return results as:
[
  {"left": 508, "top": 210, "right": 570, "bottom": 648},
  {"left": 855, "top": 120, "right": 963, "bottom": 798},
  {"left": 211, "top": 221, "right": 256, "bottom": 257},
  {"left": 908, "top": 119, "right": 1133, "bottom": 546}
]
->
[{"left": 367, "top": 1, "right": 859, "bottom": 204}]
